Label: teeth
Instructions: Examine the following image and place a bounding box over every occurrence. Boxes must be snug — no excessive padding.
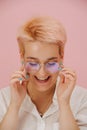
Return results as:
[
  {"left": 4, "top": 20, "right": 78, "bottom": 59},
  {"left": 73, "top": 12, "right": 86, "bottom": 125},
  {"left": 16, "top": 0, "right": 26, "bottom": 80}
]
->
[{"left": 37, "top": 77, "right": 48, "bottom": 80}]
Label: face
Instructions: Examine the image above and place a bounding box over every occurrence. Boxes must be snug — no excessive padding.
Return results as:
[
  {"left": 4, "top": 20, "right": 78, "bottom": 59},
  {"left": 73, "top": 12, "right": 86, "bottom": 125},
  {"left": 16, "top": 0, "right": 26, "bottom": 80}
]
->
[{"left": 23, "top": 41, "right": 62, "bottom": 92}]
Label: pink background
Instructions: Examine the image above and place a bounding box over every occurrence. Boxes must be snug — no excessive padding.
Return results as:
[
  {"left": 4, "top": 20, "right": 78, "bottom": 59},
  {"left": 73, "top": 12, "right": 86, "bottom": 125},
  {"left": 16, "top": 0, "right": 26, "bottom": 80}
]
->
[{"left": 0, "top": 0, "right": 87, "bottom": 88}]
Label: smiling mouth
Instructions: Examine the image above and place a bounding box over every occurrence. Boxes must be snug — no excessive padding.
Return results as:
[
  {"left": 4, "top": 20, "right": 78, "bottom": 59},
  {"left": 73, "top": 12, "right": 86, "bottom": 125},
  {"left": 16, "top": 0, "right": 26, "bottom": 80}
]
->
[{"left": 34, "top": 76, "right": 51, "bottom": 83}]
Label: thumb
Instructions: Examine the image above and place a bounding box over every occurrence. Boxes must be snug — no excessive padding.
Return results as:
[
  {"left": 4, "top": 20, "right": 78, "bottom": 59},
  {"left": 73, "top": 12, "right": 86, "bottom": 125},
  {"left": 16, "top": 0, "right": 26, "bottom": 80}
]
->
[{"left": 58, "top": 71, "right": 65, "bottom": 84}]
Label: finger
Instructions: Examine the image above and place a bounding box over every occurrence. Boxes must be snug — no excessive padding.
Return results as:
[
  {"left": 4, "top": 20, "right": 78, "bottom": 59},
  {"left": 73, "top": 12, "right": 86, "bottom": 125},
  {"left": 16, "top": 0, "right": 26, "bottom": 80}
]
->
[
  {"left": 23, "top": 69, "right": 29, "bottom": 79},
  {"left": 11, "top": 68, "right": 29, "bottom": 80},
  {"left": 11, "top": 74, "right": 26, "bottom": 80},
  {"left": 62, "top": 67, "right": 76, "bottom": 73},
  {"left": 58, "top": 71, "right": 66, "bottom": 84},
  {"left": 60, "top": 63, "right": 64, "bottom": 69},
  {"left": 10, "top": 78, "right": 21, "bottom": 85},
  {"left": 11, "top": 76, "right": 27, "bottom": 86},
  {"left": 14, "top": 71, "right": 26, "bottom": 76},
  {"left": 62, "top": 70, "right": 76, "bottom": 77},
  {"left": 64, "top": 74, "right": 76, "bottom": 82},
  {"left": 22, "top": 80, "right": 28, "bottom": 87},
  {"left": 58, "top": 70, "right": 76, "bottom": 84},
  {"left": 20, "top": 67, "right": 30, "bottom": 80},
  {"left": 64, "top": 74, "right": 76, "bottom": 92},
  {"left": 18, "top": 77, "right": 23, "bottom": 85}
]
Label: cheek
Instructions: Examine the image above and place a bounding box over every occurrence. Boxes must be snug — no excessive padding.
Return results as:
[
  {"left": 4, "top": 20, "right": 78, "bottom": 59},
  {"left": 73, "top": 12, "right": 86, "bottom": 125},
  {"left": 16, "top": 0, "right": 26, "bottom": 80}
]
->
[
  {"left": 51, "top": 72, "right": 59, "bottom": 82},
  {"left": 27, "top": 73, "right": 34, "bottom": 80}
]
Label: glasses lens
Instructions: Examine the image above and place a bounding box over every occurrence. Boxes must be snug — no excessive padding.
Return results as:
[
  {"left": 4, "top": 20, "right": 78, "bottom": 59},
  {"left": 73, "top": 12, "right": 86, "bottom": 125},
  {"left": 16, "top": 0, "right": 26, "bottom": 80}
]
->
[
  {"left": 25, "top": 62, "right": 40, "bottom": 73},
  {"left": 45, "top": 62, "right": 59, "bottom": 73},
  {"left": 25, "top": 61, "right": 61, "bottom": 74}
]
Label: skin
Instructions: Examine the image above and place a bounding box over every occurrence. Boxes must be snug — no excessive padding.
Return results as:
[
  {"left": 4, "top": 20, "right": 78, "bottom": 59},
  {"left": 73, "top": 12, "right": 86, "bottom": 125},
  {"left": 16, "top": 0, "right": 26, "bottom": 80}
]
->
[
  {"left": 23, "top": 42, "right": 61, "bottom": 113},
  {"left": 0, "top": 41, "right": 80, "bottom": 130},
  {"left": 24, "top": 42, "right": 60, "bottom": 91}
]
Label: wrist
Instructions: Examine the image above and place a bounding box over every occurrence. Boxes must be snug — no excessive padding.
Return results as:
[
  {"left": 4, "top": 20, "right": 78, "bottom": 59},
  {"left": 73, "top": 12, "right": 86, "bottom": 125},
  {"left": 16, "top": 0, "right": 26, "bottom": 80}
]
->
[
  {"left": 9, "top": 102, "right": 21, "bottom": 112},
  {"left": 58, "top": 96, "right": 70, "bottom": 105},
  {"left": 58, "top": 100, "right": 70, "bottom": 110}
]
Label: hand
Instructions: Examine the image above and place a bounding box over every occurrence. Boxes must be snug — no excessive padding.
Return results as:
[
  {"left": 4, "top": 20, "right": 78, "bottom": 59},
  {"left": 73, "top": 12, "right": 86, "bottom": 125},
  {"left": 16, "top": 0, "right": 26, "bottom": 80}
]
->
[
  {"left": 10, "top": 65, "right": 29, "bottom": 109},
  {"left": 56, "top": 67, "right": 77, "bottom": 106}
]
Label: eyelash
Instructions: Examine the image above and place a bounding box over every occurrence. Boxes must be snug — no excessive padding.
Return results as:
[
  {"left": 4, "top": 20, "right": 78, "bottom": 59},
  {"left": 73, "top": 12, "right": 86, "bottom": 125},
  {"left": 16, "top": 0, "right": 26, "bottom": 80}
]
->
[
  {"left": 47, "top": 62, "right": 56, "bottom": 65},
  {"left": 27, "top": 61, "right": 57, "bottom": 65},
  {"left": 29, "top": 62, "right": 38, "bottom": 66}
]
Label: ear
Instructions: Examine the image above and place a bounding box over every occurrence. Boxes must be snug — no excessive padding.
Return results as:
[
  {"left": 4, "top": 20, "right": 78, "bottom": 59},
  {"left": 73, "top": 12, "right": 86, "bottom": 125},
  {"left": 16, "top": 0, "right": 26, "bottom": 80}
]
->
[
  {"left": 59, "top": 44, "right": 64, "bottom": 60},
  {"left": 59, "top": 52, "right": 64, "bottom": 62},
  {"left": 59, "top": 56, "right": 64, "bottom": 69},
  {"left": 20, "top": 51, "right": 24, "bottom": 58},
  {"left": 19, "top": 51, "right": 25, "bottom": 65},
  {"left": 17, "top": 37, "right": 25, "bottom": 58}
]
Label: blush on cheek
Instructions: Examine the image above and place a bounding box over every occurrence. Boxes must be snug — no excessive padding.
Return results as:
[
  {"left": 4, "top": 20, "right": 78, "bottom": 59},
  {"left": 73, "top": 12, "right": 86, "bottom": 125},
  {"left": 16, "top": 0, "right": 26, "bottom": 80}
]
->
[
  {"left": 25, "top": 64, "right": 31, "bottom": 72},
  {"left": 50, "top": 67, "right": 58, "bottom": 73},
  {"left": 46, "top": 63, "right": 59, "bottom": 73}
]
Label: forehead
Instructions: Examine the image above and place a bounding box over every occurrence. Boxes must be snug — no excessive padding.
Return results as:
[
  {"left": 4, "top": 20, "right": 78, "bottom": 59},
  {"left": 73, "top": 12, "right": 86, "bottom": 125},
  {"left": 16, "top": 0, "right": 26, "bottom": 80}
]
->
[{"left": 24, "top": 41, "right": 59, "bottom": 60}]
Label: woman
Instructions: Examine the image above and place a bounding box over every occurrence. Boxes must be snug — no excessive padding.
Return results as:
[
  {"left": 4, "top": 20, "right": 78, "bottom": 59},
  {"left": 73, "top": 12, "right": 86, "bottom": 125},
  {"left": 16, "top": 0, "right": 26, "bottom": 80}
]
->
[{"left": 0, "top": 16, "right": 87, "bottom": 130}]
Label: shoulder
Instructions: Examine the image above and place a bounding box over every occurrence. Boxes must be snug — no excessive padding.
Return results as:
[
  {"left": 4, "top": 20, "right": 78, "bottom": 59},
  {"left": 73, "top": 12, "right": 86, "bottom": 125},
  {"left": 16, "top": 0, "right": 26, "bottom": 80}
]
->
[
  {"left": 71, "top": 85, "right": 87, "bottom": 100},
  {"left": 0, "top": 86, "right": 11, "bottom": 107},
  {"left": 0, "top": 86, "right": 11, "bottom": 121},
  {"left": 0, "top": 86, "right": 11, "bottom": 97},
  {"left": 70, "top": 85, "right": 87, "bottom": 113},
  {"left": 71, "top": 85, "right": 87, "bottom": 127}
]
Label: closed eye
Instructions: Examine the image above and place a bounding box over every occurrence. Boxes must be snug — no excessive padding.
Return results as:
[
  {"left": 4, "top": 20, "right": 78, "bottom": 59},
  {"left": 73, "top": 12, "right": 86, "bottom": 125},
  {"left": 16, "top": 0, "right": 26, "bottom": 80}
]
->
[
  {"left": 47, "top": 62, "right": 57, "bottom": 66},
  {"left": 29, "top": 62, "right": 38, "bottom": 66}
]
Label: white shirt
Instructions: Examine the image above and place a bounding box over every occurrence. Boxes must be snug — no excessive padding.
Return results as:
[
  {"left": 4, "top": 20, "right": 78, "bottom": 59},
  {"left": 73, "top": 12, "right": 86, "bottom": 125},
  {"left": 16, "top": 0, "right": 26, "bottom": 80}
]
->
[{"left": 0, "top": 85, "right": 87, "bottom": 130}]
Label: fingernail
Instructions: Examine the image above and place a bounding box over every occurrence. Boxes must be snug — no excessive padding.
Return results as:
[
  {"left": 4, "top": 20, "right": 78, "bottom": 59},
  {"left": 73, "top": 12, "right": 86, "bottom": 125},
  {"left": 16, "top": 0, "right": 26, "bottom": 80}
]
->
[
  {"left": 59, "top": 62, "right": 64, "bottom": 68},
  {"left": 18, "top": 77, "right": 23, "bottom": 84},
  {"left": 18, "top": 77, "right": 23, "bottom": 80},
  {"left": 58, "top": 67, "right": 62, "bottom": 71},
  {"left": 25, "top": 74, "right": 29, "bottom": 79}
]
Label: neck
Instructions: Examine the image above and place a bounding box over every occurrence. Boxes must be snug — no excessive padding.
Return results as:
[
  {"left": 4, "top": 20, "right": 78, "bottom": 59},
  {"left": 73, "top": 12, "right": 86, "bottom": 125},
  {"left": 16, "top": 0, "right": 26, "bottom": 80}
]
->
[{"left": 27, "top": 82, "right": 56, "bottom": 115}]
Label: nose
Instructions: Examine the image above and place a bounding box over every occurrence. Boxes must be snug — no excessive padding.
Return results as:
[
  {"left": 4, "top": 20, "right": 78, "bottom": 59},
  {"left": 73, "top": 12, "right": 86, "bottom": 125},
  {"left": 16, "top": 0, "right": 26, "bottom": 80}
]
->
[{"left": 37, "top": 64, "right": 48, "bottom": 76}]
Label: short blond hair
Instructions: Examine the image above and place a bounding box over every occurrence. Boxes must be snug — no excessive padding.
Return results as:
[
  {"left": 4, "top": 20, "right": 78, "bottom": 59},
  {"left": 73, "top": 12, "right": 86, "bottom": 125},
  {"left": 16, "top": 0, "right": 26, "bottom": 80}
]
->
[{"left": 17, "top": 16, "right": 67, "bottom": 58}]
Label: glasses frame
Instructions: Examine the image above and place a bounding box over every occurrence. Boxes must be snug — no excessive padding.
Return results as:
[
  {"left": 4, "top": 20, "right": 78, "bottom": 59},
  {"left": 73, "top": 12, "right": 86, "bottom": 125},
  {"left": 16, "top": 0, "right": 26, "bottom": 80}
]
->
[{"left": 24, "top": 60, "right": 62, "bottom": 74}]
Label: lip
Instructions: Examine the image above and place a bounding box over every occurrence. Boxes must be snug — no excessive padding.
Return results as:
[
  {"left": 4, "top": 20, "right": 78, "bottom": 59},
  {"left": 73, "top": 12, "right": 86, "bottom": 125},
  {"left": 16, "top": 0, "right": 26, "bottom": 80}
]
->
[{"left": 34, "top": 76, "right": 51, "bottom": 85}]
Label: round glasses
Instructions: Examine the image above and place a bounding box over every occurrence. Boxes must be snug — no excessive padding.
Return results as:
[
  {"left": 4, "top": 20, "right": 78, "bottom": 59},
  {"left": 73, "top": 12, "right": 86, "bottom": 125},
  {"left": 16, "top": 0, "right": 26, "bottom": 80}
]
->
[{"left": 25, "top": 61, "right": 62, "bottom": 74}]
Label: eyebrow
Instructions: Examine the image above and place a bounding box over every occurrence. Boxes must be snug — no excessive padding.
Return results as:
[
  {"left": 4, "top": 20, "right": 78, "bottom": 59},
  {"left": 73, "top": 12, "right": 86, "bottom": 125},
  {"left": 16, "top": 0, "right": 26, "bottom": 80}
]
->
[{"left": 26, "top": 57, "right": 58, "bottom": 61}]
